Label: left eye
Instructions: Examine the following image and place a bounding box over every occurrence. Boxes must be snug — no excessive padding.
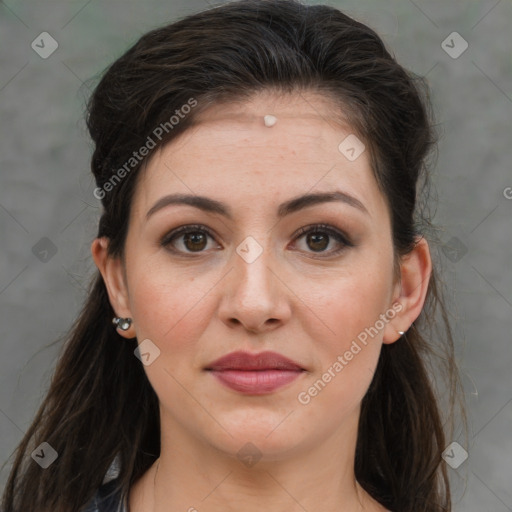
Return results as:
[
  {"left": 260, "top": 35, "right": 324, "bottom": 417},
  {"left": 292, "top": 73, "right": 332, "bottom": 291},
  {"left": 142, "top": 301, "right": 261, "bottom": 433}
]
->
[{"left": 292, "top": 224, "right": 353, "bottom": 256}]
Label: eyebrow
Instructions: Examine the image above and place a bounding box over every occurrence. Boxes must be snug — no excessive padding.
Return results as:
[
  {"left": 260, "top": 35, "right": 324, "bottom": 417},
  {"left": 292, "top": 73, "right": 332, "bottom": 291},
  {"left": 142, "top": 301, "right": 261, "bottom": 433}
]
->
[{"left": 146, "top": 190, "right": 369, "bottom": 221}]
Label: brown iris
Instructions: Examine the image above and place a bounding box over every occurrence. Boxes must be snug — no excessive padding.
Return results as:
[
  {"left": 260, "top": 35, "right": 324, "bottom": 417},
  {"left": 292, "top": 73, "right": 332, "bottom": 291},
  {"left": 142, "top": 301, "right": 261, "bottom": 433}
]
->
[
  {"left": 306, "top": 232, "right": 329, "bottom": 252},
  {"left": 183, "top": 232, "right": 208, "bottom": 251}
]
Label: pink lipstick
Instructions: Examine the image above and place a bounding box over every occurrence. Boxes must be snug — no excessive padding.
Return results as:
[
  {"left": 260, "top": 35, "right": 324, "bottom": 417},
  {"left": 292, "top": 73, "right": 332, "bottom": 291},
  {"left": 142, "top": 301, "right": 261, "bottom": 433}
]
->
[{"left": 205, "top": 350, "right": 305, "bottom": 394}]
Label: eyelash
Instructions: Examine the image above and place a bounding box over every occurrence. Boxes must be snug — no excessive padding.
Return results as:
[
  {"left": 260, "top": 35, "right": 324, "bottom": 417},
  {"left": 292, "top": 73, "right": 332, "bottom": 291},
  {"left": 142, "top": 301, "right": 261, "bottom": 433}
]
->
[{"left": 160, "top": 223, "right": 354, "bottom": 258}]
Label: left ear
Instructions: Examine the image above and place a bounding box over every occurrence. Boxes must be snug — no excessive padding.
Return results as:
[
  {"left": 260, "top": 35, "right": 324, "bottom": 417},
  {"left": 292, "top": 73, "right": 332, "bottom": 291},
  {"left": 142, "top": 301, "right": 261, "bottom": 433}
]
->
[{"left": 382, "top": 236, "right": 432, "bottom": 344}]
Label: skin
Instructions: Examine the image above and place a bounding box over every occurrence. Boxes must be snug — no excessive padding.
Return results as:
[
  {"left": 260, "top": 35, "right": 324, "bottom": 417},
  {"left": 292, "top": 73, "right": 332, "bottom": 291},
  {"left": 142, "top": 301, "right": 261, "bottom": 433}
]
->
[{"left": 92, "top": 91, "right": 432, "bottom": 512}]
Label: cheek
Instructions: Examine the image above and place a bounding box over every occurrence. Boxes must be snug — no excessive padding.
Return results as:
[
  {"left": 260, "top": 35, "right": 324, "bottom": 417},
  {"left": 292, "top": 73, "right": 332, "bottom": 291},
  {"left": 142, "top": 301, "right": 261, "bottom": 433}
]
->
[
  {"left": 301, "top": 256, "right": 393, "bottom": 346},
  {"left": 126, "top": 261, "right": 215, "bottom": 363},
  {"left": 126, "top": 265, "right": 218, "bottom": 415},
  {"left": 297, "top": 258, "right": 392, "bottom": 407}
]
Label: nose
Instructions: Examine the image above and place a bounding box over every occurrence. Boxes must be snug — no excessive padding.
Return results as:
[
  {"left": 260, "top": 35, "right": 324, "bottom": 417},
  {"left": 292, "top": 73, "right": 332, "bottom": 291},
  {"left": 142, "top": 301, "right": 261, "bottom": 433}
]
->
[{"left": 217, "top": 242, "right": 292, "bottom": 334}]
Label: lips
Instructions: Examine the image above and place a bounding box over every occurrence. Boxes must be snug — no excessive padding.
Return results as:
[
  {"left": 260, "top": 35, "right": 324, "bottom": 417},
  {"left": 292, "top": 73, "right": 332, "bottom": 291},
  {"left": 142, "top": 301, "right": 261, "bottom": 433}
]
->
[
  {"left": 205, "top": 350, "right": 304, "bottom": 371},
  {"left": 205, "top": 351, "right": 305, "bottom": 395}
]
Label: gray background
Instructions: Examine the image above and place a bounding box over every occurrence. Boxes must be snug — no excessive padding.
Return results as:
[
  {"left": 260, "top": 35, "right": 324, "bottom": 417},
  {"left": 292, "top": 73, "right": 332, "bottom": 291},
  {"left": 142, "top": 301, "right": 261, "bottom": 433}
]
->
[{"left": 1, "top": 0, "right": 511, "bottom": 510}]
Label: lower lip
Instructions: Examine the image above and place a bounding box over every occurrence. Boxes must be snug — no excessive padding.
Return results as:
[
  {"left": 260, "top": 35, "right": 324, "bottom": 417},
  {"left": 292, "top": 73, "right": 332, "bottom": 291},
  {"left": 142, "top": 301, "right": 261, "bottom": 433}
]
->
[{"left": 208, "top": 369, "right": 303, "bottom": 394}]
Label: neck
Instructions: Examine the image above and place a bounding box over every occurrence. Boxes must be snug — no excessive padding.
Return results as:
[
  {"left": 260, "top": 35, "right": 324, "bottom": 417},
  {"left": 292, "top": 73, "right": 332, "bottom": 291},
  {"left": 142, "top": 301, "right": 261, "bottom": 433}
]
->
[{"left": 142, "top": 412, "right": 383, "bottom": 512}]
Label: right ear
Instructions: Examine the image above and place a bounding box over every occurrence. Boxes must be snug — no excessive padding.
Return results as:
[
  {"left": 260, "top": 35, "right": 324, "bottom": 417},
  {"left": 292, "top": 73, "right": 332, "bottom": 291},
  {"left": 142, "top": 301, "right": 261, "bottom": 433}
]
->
[{"left": 91, "top": 237, "right": 136, "bottom": 339}]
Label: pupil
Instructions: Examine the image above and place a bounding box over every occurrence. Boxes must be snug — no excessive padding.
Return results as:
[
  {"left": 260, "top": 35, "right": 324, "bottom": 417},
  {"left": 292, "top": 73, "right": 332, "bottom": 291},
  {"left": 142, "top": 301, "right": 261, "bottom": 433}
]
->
[
  {"left": 308, "top": 233, "right": 328, "bottom": 251},
  {"left": 185, "top": 232, "right": 206, "bottom": 251}
]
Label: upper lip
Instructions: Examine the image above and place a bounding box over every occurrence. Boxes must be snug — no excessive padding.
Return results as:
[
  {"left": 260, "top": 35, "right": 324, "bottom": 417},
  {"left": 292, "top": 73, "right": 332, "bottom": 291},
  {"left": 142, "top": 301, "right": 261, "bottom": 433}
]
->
[{"left": 205, "top": 351, "right": 305, "bottom": 371}]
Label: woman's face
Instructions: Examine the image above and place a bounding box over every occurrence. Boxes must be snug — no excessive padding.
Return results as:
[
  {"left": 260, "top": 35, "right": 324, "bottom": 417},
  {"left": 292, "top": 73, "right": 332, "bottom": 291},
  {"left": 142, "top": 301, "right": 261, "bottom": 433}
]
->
[{"left": 104, "top": 91, "right": 409, "bottom": 459}]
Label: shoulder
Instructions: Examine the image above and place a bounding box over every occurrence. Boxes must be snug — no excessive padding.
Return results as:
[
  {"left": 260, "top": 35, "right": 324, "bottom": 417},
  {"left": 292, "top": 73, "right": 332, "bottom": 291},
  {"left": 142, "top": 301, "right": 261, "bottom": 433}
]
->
[{"left": 82, "top": 477, "right": 127, "bottom": 512}]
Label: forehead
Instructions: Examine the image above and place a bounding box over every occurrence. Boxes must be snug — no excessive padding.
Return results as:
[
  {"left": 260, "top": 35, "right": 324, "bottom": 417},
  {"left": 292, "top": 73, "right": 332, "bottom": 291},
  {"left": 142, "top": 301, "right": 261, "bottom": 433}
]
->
[
  {"left": 183, "top": 91, "right": 355, "bottom": 155},
  {"left": 131, "top": 91, "right": 386, "bottom": 220}
]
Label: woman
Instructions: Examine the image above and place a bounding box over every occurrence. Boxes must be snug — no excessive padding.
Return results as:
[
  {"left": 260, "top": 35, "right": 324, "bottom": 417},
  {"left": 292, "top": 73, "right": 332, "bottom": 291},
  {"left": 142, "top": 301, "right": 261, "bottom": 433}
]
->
[{"left": 1, "top": 1, "right": 465, "bottom": 511}]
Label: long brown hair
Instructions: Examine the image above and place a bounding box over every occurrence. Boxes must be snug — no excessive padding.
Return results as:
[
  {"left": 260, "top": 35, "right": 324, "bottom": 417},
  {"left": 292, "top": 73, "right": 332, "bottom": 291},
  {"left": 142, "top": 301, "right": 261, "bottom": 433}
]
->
[{"left": 1, "top": 1, "right": 465, "bottom": 511}]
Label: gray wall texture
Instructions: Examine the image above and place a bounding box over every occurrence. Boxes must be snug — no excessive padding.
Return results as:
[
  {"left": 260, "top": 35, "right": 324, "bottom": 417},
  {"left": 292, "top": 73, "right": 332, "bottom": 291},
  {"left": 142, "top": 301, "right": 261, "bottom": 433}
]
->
[{"left": 1, "top": 0, "right": 511, "bottom": 510}]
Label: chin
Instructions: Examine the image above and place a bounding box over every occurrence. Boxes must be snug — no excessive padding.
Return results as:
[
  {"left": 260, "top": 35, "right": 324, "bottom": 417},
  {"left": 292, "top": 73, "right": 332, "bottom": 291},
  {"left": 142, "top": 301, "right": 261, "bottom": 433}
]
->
[{"left": 210, "top": 414, "right": 308, "bottom": 459}]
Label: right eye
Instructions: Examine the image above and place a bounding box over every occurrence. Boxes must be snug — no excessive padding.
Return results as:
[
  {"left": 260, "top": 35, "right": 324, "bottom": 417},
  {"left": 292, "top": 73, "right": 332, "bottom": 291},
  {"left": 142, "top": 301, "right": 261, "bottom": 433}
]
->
[{"left": 160, "top": 224, "right": 220, "bottom": 254}]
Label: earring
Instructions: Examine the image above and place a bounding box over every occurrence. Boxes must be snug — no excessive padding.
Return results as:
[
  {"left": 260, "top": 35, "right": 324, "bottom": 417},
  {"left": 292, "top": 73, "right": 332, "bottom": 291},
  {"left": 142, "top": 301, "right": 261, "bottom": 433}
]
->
[
  {"left": 398, "top": 330, "right": 405, "bottom": 336},
  {"left": 112, "top": 317, "right": 132, "bottom": 331}
]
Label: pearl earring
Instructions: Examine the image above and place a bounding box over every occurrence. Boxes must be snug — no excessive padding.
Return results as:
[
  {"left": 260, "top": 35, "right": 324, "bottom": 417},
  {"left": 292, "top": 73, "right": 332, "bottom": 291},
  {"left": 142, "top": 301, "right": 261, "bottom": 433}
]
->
[{"left": 112, "top": 317, "right": 132, "bottom": 331}]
